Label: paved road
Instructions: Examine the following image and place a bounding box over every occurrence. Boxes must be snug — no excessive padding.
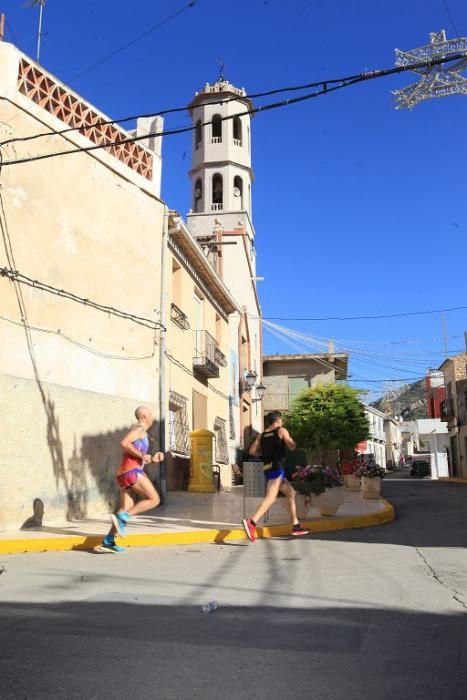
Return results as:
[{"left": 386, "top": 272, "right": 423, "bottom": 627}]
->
[{"left": 1, "top": 475, "right": 467, "bottom": 700}]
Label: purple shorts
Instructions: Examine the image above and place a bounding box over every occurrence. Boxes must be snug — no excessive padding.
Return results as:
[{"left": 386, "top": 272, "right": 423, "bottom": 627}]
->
[{"left": 116, "top": 468, "right": 143, "bottom": 489}]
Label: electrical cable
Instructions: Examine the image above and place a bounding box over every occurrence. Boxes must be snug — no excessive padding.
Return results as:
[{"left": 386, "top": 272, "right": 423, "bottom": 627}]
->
[
  {"left": 252, "top": 302, "right": 467, "bottom": 321},
  {"left": 2, "top": 50, "right": 466, "bottom": 167},
  {"left": 442, "top": 0, "right": 461, "bottom": 38},
  {"left": 0, "top": 312, "right": 157, "bottom": 360},
  {"left": 0, "top": 266, "right": 165, "bottom": 331},
  {"left": 67, "top": 1, "right": 199, "bottom": 84}
]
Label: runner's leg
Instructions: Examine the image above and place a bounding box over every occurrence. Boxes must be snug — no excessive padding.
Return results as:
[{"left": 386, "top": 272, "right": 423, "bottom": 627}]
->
[
  {"left": 251, "top": 476, "right": 282, "bottom": 524},
  {"left": 126, "top": 473, "right": 160, "bottom": 516},
  {"left": 279, "top": 479, "right": 299, "bottom": 525}
]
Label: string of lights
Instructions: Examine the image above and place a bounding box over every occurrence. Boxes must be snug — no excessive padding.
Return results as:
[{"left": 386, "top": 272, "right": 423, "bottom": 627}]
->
[
  {"left": 1, "top": 50, "right": 466, "bottom": 168},
  {"left": 0, "top": 267, "right": 165, "bottom": 332}
]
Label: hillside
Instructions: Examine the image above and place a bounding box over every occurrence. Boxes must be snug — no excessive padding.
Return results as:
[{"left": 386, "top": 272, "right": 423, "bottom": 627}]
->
[{"left": 371, "top": 379, "right": 427, "bottom": 420}]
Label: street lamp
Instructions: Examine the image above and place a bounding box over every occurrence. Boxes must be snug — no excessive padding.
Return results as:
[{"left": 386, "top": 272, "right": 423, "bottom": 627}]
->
[{"left": 244, "top": 370, "right": 266, "bottom": 403}]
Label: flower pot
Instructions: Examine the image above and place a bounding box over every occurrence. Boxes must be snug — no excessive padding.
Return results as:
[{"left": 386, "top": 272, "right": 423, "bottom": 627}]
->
[
  {"left": 345, "top": 473, "right": 361, "bottom": 492},
  {"left": 362, "top": 476, "right": 381, "bottom": 499},
  {"left": 313, "top": 486, "right": 345, "bottom": 516}
]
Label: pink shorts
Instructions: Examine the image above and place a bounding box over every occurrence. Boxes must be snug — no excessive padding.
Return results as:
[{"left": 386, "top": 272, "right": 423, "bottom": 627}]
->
[{"left": 116, "top": 468, "right": 143, "bottom": 489}]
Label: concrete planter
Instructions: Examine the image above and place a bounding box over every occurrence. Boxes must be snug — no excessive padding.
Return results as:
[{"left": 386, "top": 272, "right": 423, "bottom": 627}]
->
[
  {"left": 362, "top": 476, "right": 382, "bottom": 499},
  {"left": 345, "top": 473, "right": 361, "bottom": 492},
  {"left": 313, "top": 486, "right": 345, "bottom": 516},
  {"left": 296, "top": 493, "right": 312, "bottom": 520}
]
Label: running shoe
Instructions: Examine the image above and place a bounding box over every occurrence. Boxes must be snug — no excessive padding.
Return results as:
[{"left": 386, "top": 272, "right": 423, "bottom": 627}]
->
[
  {"left": 291, "top": 523, "right": 310, "bottom": 537},
  {"left": 94, "top": 541, "right": 125, "bottom": 553},
  {"left": 242, "top": 518, "right": 257, "bottom": 543},
  {"left": 110, "top": 513, "right": 128, "bottom": 537}
]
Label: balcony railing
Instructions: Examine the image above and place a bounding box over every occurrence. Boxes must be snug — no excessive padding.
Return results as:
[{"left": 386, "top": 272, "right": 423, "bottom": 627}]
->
[
  {"left": 233, "top": 138, "right": 242, "bottom": 147},
  {"left": 211, "top": 203, "right": 223, "bottom": 211},
  {"left": 211, "top": 136, "right": 222, "bottom": 144},
  {"left": 170, "top": 303, "right": 190, "bottom": 330},
  {"left": 193, "top": 330, "right": 220, "bottom": 378}
]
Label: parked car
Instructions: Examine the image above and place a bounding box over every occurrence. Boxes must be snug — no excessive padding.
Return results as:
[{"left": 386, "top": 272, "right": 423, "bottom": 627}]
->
[{"left": 409, "top": 455, "right": 431, "bottom": 478}]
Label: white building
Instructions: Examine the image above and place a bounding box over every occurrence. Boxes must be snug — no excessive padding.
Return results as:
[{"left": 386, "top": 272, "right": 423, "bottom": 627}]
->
[
  {"left": 401, "top": 419, "right": 449, "bottom": 478},
  {"left": 359, "top": 405, "right": 387, "bottom": 469},
  {"left": 384, "top": 416, "right": 403, "bottom": 470},
  {"left": 186, "top": 79, "right": 263, "bottom": 461}
]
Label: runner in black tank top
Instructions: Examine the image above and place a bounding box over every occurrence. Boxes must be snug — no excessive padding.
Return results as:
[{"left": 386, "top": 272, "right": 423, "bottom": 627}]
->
[{"left": 242, "top": 411, "right": 309, "bottom": 542}]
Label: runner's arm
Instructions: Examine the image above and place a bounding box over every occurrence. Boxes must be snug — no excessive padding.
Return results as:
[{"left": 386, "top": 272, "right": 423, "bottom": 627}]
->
[
  {"left": 279, "top": 427, "right": 296, "bottom": 451},
  {"left": 249, "top": 435, "right": 261, "bottom": 457},
  {"left": 120, "top": 424, "right": 147, "bottom": 460}
]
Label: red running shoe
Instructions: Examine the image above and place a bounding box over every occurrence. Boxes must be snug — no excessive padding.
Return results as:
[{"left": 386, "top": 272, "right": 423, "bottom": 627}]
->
[
  {"left": 292, "top": 523, "right": 309, "bottom": 536},
  {"left": 242, "top": 518, "right": 257, "bottom": 543}
]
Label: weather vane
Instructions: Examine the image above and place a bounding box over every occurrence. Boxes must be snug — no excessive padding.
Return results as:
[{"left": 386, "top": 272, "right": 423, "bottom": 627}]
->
[
  {"left": 393, "top": 29, "right": 467, "bottom": 109},
  {"left": 216, "top": 58, "right": 227, "bottom": 82}
]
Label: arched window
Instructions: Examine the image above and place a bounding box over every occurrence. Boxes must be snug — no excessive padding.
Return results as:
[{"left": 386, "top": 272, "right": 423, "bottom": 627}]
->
[
  {"left": 233, "top": 116, "right": 242, "bottom": 146},
  {"left": 194, "top": 178, "right": 202, "bottom": 213},
  {"left": 212, "top": 114, "right": 222, "bottom": 143},
  {"left": 212, "top": 173, "right": 223, "bottom": 210},
  {"left": 233, "top": 175, "right": 243, "bottom": 209},
  {"left": 195, "top": 120, "right": 202, "bottom": 149}
]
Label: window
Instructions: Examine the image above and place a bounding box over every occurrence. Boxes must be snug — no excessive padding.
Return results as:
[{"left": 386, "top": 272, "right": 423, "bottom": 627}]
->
[
  {"left": 171, "top": 260, "right": 182, "bottom": 306},
  {"left": 195, "top": 120, "right": 202, "bottom": 149},
  {"left": 168, "top": 391, "right": 189, "bottom": 455},
  {"left": 214, "top": 417, "right": 229, "bottom": 464},
  {"left": 288, "top": 376, "right": 309, "bottom": 405},
  {"left": 228, "top": 396, "right": 236, "bottom": 440},
  {"left": 212, "top": 173, "right": 223, "bottom": 210},
  {"left": 212, "top": 114, "right": 222, "bottom": 143},
  {"left": 233, "top": 116, "right": 242, "bottom": 146},
  {"left": 233, "top": 175, "right": 243, "bottom": 209},
  {"left": 194, "top": 178, "right": 202, "bottom": 213}
]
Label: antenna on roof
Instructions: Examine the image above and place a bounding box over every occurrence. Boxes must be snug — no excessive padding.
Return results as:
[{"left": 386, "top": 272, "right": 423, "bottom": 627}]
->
[{"left": 30, "top": 0, "right": 46, "bottom": 63}]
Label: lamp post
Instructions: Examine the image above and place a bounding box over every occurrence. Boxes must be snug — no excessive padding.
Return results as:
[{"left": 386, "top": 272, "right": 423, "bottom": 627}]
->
[{"left": 244, "top": 370, "right": 266, "bottom": 403}]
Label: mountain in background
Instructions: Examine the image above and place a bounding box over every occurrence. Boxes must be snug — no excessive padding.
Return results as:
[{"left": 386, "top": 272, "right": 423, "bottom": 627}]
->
[{"left": 371, "top": 379, "right": 427, "bottom": 420}]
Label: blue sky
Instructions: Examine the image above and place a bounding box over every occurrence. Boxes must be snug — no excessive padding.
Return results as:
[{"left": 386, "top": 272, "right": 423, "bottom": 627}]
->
[{"left": 3, "top": 0, "right": 467, "bottom": 398}]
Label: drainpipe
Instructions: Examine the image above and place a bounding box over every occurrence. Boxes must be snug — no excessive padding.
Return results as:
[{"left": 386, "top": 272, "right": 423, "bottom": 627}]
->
[{"left": 158, "top": 205, "right": 169, "bottom": 503}]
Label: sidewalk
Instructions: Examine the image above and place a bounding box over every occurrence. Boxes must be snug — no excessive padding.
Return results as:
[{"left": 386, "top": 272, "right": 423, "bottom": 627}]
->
[{"left": 0, "top": 487, "right": 394, "bottom": 555}]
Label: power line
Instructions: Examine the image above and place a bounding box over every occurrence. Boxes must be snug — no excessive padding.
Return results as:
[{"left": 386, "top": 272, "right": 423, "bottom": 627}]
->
[
  {"left": 0, "top": 312, "right": 157, "bottom": 360},
  {"left": 256, "top": 302, "right": 467, "bottom": 322},
  {"left": 442, "top": 0, "right": 461, "bottom": 38},
  {"left": 0, "top": 267, "right": 165, "bottom": 331},
  {"left": 67, "top": 1, "right": 199, "bottom": 84},
  {"left": 2, "top": 50, "right": 466, "bottom": 168}
]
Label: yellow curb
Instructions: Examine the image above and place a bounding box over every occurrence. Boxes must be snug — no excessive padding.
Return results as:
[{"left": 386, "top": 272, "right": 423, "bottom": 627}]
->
[
  {"left": 0, "top": 497, "right": 395, "bottom": 555},
  {"left": 438, "top": 477, "right": 467, "bottom": 484}
]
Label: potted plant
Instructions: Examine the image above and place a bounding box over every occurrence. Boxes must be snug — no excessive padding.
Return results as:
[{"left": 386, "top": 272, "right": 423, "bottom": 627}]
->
[
  {"left": 356, "top": 462, "right": 385, "bottom": 499},
  {"left": 292, "top": 465, "right": 345, "bottom": 517},
  {"left": 342, "top": 459, "right": 361, "bottom": 491}
]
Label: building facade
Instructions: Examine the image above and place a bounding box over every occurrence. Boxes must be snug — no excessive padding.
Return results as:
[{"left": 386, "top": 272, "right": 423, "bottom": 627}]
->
[
  {"left": 425, "top": 369, "right": 446, "bottom": 419},
  {"left": 439, "top": 352, "right": 467, "bottom": 477},
  {"left": 164, "top": 214, "right": 240, "bottom": 490},
  {"left": 358, "top": 405, "right": 387, "bottom": 469},
  {"left": 384, "top": 416, "right": 402, "bottom": 470},
  {"left": 0, "top": 42, "right": 166, "bottom": 528},
  {"left": 186, "top": 79, "right": 263, "bottom": 458},
  {"left": 262, "top": 353, "right": 349, "bottom": 414}
]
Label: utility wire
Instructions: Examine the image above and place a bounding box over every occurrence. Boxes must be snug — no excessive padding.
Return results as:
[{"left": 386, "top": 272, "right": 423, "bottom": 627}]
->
[
  {"left": 442, "top": 0, "right": 461, "bottom": 38},
  {"left": 67, "top": 1, "right": 199, "bottom": 84},
  {"left": 2, "top": 50, "right": 466, "bottom": 168},
  {"left": 254, "top": 302, "right": 467, "bottom": 322},
  {"left": 0, "top": 267, "right": 165, "bottom": 331},
  {"left": 0, "top": 312, "right": 157, "bottom": 360}
]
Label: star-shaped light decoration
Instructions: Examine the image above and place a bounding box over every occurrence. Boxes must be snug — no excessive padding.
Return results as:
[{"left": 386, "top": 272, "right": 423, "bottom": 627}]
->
[{"left": 393, "top": 30, "right": 467, "bottom": 109}]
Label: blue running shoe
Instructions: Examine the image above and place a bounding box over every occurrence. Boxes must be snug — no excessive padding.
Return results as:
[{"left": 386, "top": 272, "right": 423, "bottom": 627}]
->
[
  {"left": 94, "top": 541, "right": 125, "bottom": 554},
  {"left": 110, "top": 512, "right": 129, "bottom": 537}
]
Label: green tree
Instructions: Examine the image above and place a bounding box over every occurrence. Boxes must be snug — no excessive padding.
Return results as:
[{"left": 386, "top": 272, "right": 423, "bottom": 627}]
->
[{"left": 284, "top": 383, "right": 369, "bottom": 466}]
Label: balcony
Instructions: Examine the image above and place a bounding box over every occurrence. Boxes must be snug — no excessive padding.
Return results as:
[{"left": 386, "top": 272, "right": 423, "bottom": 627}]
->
[
  {"left": 211, "top": 203, "right": 223, "bottom": 211},
  {"left": 193, "top": 330, "right": 220, "bottom": 378}
]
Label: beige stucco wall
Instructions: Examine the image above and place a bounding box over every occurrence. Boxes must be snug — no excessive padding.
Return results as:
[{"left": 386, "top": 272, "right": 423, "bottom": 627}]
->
[
  {"left": 262, "top": 359, "right": 337, "bottom": 413},
  {"left": 0, "top": 45, "right": 165, "bottom": 528}
]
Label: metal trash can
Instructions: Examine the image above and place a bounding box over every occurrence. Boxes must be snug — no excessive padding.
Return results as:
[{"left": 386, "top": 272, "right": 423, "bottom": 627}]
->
[{"left": 242, "top": 461, "right": 268, "bottom": 521}]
